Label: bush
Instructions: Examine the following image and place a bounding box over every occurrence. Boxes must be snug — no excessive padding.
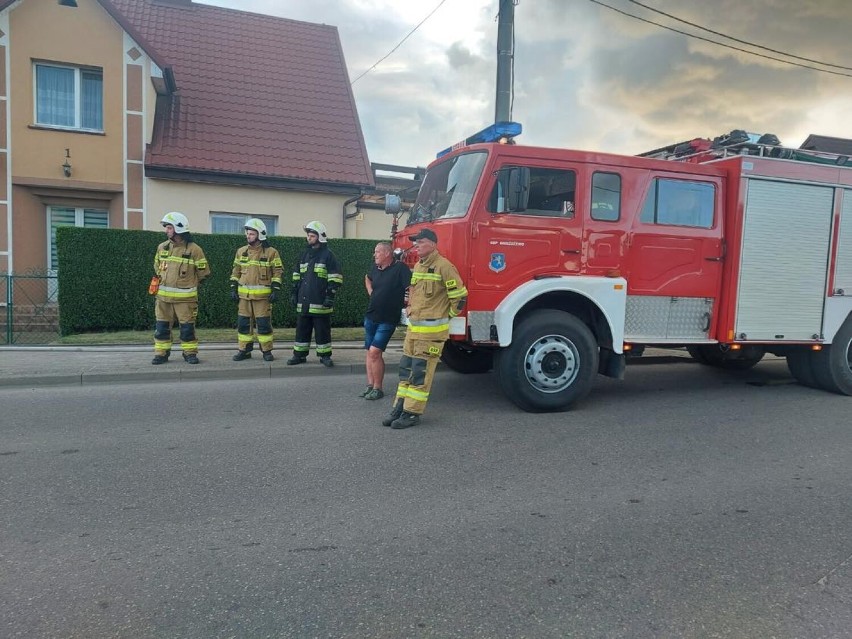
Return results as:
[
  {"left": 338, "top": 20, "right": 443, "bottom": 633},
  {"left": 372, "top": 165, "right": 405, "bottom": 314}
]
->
[{"left": 57, "top": 227, "right": 378, "bottom": 335}]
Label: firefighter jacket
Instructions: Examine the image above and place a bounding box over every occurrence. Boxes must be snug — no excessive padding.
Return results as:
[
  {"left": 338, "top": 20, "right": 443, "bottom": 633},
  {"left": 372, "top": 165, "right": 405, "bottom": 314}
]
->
[
  {"left": 153, "top": 238, "right": 210, "bottom": 303},
  {"left": 291, "top": 244, "right": 343, "bottom": 315},
  {"left": 229, "top": 244, "right": 284, "bottom": 300},
  {"left": 406, "top": 250, "right": 468, "bottom": 338}
]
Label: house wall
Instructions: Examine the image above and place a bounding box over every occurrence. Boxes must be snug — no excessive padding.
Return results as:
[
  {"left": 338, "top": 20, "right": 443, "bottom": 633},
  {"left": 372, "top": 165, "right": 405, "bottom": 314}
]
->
[
  {"left": 0, "top": 0, "right": 157, "bottom": 277},
  {"left": 147, "top": 178, "right": 391, "bottom": 240},
  {"left": 9, "top": 0, "right": 125, "bottom": 185}
]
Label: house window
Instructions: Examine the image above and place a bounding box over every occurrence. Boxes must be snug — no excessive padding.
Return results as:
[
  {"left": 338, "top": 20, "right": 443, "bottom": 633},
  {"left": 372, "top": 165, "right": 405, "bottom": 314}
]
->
[
  {"left": 640, "top": 179, "right": 715, "bottom": 228},
  {"left": 211, "top": 213, "right": 278, "bottom": 236},
  {"left": 35, "top": 63, "right": 103, "bottom": 131},
  {"left": 48, "top": 206, "right": 108, "bottom": 271}
]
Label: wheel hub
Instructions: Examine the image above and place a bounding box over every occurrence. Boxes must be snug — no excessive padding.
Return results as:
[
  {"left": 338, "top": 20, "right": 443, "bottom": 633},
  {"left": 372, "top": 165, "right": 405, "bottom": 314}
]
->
[{"left": 523, "top": 335, "right": 580, "bottom": 393}]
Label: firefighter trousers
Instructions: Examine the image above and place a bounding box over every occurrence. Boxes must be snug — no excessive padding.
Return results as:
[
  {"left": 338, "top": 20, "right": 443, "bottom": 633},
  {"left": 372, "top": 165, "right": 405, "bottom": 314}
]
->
[
  {"left": 293, "top": 314, "right": 332, "bottom": 358},
  {"left": 395, "top": 331, "right": 445, "bottom": 415},
  {"left": 154, "top": 298, "right": 199, "bottom": 355},
  {"left": 237, "top": 298, "right": 273, "bottom": 352}
]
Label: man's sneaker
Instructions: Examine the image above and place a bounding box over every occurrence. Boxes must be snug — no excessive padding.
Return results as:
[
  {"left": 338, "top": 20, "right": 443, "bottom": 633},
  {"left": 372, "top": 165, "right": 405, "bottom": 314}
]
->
[
  {"left": 382, "top": 399, "right": 404, "bottom": 427},
  {"left": 151, "top": 352, "right": 170, "bottom": 365},
  {"left": 286, "top": 355, "right": 307, "bottom": 365},
  {"left": 262, "top": 351, "right": 274, "bottom": 362},
  {"left": 183, "top": 353, "right": 200, "bottom": 365},
  {"left": 233, "top": 350, "right": 252, "bottom": 361},
  {"left": 391, "top": 411, "right": 420, "bottom": 429},
  {"left": 320, "top": 356, "right": 334, "bottom": 368},
  {"left": 364, "top": 388, "right": 385, "bottom": 400},
  {"left": 358, "top": 386, "right": 373, "bottom": 398}
]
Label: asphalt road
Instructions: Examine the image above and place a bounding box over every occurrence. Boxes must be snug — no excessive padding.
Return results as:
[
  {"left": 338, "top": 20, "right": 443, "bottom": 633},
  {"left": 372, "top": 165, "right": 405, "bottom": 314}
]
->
[{"left": 1, "top": 358, "right": 851, "bottom": 638}]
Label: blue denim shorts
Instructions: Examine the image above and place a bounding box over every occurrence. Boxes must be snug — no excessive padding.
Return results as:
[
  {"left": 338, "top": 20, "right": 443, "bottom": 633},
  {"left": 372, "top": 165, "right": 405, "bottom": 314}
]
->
[{"left": 364, "top": 317, "right": 397, "bottom": 351}]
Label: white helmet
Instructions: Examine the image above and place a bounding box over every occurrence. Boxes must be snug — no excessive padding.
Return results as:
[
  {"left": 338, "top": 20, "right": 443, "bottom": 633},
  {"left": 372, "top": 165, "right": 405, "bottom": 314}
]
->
[
  {"left": 304, "top": 220, "right": 328, "bottom": 243},
  {"left": 244, "top": 218, "right": 268, "bottom": 241},
  {"left": 161, "top": 211, "right": 190, "bottom": 233}
]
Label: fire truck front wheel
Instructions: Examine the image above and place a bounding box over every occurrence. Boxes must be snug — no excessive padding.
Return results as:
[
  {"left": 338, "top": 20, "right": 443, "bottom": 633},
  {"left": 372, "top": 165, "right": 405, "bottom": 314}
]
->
[
  {"left": 810, "top": 316, "right": 852, "bottom": 395},
  {"left": 496, "top": 310, "right": 598, "bottom": 413}
]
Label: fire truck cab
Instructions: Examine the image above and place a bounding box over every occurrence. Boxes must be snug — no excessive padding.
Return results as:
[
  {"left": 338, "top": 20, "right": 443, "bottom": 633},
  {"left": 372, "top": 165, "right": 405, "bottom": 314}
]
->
[{"left": 391, "top": 125, "right": 852, "bottom": 413}]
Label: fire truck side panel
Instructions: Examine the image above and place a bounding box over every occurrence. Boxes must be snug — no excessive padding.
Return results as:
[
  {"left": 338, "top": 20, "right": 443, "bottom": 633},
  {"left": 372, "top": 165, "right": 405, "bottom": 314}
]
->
[
  {"left": 733, "top": 179, "right": 833, "bottom": 341},
  {"left": 834, "top": 189, "right": 852, "bottom": 295},
  {"left": 822, "top": 189, "right": 852, "bottom": 342}
]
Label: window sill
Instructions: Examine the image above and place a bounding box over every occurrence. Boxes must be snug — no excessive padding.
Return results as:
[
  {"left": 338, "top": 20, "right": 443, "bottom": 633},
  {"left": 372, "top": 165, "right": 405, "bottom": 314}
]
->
[{"left": 29, "top": 124, "right": 105, "bottom": 136}]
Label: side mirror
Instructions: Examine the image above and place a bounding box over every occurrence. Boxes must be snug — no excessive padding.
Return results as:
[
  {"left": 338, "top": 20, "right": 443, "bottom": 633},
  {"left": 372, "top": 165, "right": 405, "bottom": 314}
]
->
[
  {"left": 506, "top": 167, "right": 529, "bottom": 212},
  {"left": 385, "top": 194, "right": 401, "bottom": 215}
]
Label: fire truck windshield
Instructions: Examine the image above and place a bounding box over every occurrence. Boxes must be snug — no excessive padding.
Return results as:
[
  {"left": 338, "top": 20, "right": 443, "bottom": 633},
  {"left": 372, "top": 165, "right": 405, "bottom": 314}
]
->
[{"left": 409, "top": 151, "right": 487, "bottom": 223}]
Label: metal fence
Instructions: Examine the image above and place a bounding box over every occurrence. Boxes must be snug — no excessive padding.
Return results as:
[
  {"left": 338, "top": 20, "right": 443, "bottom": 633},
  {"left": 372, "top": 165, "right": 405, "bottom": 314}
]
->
[{"left": 1, "top": 274, "right": 60, "bottom": 345}]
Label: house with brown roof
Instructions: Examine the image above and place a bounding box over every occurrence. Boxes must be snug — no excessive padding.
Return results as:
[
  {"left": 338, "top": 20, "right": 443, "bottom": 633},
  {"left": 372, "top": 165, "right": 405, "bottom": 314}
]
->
[{"left": 0, "top": 0, "right": 379, "bottom": 279}]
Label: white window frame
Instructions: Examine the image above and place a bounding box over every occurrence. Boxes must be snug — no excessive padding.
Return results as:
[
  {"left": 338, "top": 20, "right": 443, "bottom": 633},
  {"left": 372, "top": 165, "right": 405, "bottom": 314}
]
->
[
  {"left": 47, "top": 206, "right": 109, "bottom": 272},
  {"left": 210, "top": 212, "right": 279, "bottom": 236},
  {"left": 33, "top": 62, "right": 104, "bottom": 132}
]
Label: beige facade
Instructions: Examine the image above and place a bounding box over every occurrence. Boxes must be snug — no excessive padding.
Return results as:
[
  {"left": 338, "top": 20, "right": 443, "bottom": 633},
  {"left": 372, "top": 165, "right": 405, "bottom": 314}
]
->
[
  {"left": 148, "top": 179, "right": 391, "bottom": 241},
  {"left": 0, "top": 0, "right": 382, "bottom": 280},
  {"left": 0, "top": 0, "right": 159, "bottom": 274}
]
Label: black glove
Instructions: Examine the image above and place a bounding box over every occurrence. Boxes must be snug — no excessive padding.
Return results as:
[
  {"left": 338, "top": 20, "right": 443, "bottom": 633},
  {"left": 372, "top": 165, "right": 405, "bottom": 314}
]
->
[
  {"left": 290, "top": 292, "right": 299, "bottom": 307},
  {"left": 230, "top": 289, "right": 239, "bottom": 302},
  {"left": 323, "top": 296, "right": 334, "bottom": 309},
  {"left": 269, "top": 291, "right": 279, "bottom": 303}
]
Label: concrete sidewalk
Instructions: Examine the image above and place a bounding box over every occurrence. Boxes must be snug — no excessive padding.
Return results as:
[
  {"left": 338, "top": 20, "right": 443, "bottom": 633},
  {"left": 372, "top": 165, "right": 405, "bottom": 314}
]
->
[{"left": 0, "top": 341, "right": 394, "bottom": 388}]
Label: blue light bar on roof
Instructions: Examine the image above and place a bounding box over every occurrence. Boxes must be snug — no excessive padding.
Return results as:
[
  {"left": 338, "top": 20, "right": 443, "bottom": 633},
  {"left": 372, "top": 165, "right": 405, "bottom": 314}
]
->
[{"left": 437, "top": 121, "right": 522, "bottom": 158}]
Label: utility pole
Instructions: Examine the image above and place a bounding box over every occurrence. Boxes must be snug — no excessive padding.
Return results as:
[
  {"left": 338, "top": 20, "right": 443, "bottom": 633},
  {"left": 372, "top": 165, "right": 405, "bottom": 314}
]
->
[{"left": 494, "top": 0, "right": 515, "bottom": 124}]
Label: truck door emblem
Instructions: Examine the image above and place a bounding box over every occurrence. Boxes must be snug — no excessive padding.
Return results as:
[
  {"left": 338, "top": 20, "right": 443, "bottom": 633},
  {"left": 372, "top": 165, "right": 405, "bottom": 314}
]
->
[{"left": 489, "top": 252, "right": 506, "bottom": 273}]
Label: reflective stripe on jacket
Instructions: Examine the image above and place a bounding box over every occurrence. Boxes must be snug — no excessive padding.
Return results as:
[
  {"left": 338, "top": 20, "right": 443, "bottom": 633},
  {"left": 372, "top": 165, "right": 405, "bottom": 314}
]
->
[
  {"left": 154, "top": 239, "right": 210, "bottom": 303},
  {"left": 291, "top": 245, "right": 343, "bottom": 315}
]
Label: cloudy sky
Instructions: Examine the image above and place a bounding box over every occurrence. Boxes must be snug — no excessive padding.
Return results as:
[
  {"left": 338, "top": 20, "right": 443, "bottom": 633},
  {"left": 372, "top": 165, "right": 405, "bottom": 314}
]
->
[{"left": 197, "top": 0, "right": 852, "bottom": 168}]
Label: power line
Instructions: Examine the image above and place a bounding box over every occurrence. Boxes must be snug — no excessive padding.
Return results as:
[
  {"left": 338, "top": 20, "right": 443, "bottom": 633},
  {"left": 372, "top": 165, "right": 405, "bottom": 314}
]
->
[
  {"left": 626, "top": 0, "right": 852, "bottom": 72},
  {"left": 351, "top": 0, "right": 450, "bottom": 85},
  {"left": 587, "top": 0, "right": 852, "bottom": 79}
]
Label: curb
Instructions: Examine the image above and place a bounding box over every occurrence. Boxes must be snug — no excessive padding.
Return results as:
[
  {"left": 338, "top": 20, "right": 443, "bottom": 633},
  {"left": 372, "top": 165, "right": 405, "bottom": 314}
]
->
[{"left": 0, "top": 362, "right": 401, "bottom": 389}]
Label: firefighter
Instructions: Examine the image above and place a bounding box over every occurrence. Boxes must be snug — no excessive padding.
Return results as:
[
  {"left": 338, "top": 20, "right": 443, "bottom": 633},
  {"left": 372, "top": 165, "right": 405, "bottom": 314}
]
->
[
  {"left": 382, "top": 228, "right": 467, "bottom": 429},
  {"left": 229, "top": 218, "right": 284, "bottom": 361},
  {"left": 287, "top": 221, "right": 343, "bottom": 367},
  {"left": 152, "top": 212, "right": 211, "bottom": 365}
]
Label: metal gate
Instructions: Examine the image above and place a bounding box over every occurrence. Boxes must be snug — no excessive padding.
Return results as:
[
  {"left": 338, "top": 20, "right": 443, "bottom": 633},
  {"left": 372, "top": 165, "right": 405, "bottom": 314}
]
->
[{"left": 2, "top": 274, "right": 60, "bottom": 345}]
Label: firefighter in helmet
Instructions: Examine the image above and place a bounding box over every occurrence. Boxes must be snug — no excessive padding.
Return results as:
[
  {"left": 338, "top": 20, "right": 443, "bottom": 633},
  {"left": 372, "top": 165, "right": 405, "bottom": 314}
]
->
[
  {"left": 229, "top": 218, "right": 284, "bottom": 361},
  {"left": 152, "top": 212, "right": 211, "bottom": 365},
  {"left": 382, "top": 228, "right": 467, "bottom": 429},
  {"left": 287, "top": 220, "right": 343, "bottom": 367}
]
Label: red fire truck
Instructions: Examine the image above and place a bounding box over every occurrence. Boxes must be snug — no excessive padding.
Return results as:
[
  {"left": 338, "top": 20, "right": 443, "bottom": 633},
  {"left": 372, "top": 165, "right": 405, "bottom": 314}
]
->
[{"left": 388, "top": 123, "right": 852, "bottom": 412}]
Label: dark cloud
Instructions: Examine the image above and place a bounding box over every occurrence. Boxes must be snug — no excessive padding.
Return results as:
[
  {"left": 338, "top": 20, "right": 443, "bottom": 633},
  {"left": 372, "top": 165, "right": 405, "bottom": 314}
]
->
[{"left": 200, "top": 0, "right": 852, "bottom": 163}]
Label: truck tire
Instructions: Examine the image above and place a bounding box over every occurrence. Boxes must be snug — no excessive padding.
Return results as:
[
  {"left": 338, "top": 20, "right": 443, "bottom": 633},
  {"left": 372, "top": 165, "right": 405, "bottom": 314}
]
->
[
  {"left": 810, "top": 316, "right": 852, "bottom": 395},
  {"left": 786, "top": 349, "right": 819, "bottom": 388},
  {"left": 687, "top": 344, "right": 764, "bottom": 370},
  {"left": 440, "top": 341, "right": 493, "bottom": 374},
  {"left": 496, "top": 310, "right": 598, "bottom": 413}
]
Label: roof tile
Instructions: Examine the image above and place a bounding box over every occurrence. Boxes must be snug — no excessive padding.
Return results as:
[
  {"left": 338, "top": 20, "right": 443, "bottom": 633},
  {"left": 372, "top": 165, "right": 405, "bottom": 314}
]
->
[{"left": 109, "top": 0, "right": 373, "bottom": 188}]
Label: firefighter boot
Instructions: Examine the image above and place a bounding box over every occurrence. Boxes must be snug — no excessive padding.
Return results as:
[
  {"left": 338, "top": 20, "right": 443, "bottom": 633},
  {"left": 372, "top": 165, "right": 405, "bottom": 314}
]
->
[
  {"left": 233, "top": 350, "right": 252, "bottom": 361},
  {"left": 183, "top": 353, "right": 200, "bottom": 365},
  {"left": 320, "top": 356, "right": 334, "bottom": 368},
  {"left": 151, "top": 351, "right": 170, "bottom": 365},
  {"left": 391, "top": 411, "right": 421, "bottom": 430},
  {"left": 382, "top": 399, "right": 404, "bottom": 427},
  {"left": 263, "top": 351, "right": 274, "bottom": 362},
  {"left": 286, "top": 354, "right": 307, "bottom": 365}
]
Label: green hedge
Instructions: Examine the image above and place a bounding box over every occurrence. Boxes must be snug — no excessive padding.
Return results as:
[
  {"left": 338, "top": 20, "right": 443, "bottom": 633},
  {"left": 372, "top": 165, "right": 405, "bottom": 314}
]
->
[{"left": 57, "top": 227, "right": 378, "bottom": 335}]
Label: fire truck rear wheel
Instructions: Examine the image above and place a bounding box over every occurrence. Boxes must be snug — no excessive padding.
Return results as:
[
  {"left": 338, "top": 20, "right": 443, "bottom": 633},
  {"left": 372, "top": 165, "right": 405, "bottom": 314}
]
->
[
  {"left": 786, "top": 349, "right": 819, "bottom": 388},
  {"left": 810, "top": 316, "right": 852, "bottom": 395},
  {"left": 496, "top": 310, "right": 598, "bottom": 413}
]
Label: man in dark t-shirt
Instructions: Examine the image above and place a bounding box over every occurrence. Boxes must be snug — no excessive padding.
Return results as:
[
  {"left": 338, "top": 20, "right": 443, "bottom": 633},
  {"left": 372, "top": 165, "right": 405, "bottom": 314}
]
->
[{"left": 360, "top": 242, "right": 412, "bottom": 400}]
